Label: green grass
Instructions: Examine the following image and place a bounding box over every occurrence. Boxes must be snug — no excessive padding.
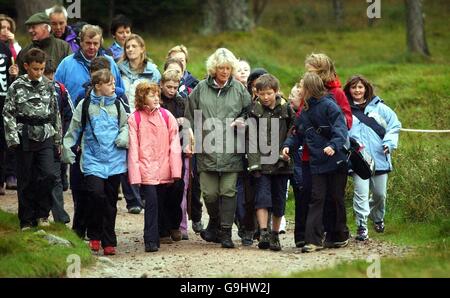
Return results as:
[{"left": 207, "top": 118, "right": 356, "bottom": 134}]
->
[{"left": 0, "top": 210, "right": 94, "bottom": 278}]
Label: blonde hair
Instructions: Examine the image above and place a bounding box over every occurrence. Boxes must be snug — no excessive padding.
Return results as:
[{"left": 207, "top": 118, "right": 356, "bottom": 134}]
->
[
  {"left": 121, "top": 34, "right": 148, "bottom": 73},
  {"left": 206, "top": 48, "right": 239, "bottom": 77},
  {"left": 301, "top": 72, "right": 327, "bottom": 110},
  {"left": 161, "top": 69, "right": 182, "bottom": 84},
  {"left": 167, "top": 45, "right": 189, "bottom": 63},
  {"left": 135, "top": 82, "right": 160, "bottom": 111},
  {"left": 80, "top": 24, "right": 103, "bottom": 43},
  {"left": 304, "top": 53, "right": 336, "bottom": 83}
]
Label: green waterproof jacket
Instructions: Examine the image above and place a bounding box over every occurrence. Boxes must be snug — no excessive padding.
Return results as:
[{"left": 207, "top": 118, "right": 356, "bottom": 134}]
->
[
  {"left": 247, "top": 96, "right": 295, "bottom": 175},
  {"left": 185, "top": 76, "right": 251, "bottom": 173}
]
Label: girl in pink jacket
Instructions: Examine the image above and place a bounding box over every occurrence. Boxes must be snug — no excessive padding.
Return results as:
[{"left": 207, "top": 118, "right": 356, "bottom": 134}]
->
[{"left": 128, "top": 82, "right": 182, "bottom": 252}]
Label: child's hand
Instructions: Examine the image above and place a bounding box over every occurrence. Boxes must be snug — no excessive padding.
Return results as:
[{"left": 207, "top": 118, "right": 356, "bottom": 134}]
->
[
  {"left": 282, "top": 147, "right": 290, "bottom": 161},
  {"left": 323, "top": 146, "right": 335, "bottom": 156},
  {"left": 9, "top": 64, "right": 18, "bottom": 77},
  {"left": 383, "top": 145, "right": 390, "bottom": 155},
  {"left": 230, "top": 117, "right": 246, "bottom": 128}
]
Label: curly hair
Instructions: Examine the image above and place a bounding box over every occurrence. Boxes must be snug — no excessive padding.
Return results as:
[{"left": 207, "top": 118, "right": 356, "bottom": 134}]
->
[
  {"left": 206, "top": 48, "right": 239, "bottom": 77},
  {"left": 134, "top": 82, "right": 160, "bottom": 111}
]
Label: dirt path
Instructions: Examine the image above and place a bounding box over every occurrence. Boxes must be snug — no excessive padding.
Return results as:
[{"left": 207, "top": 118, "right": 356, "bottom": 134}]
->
[{"left": 0, "top": 190, "right": 412, "bottom": 278}]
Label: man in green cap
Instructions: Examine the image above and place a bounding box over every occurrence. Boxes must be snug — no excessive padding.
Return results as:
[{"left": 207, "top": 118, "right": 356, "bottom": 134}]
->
[{"left": 14, "top": 11, "right": 71, "bottom": 76}]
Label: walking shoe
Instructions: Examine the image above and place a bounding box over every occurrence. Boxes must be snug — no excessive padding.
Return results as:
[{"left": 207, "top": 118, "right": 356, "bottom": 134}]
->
[
  {"left": 192, "top": 221, "right": 204, "bottom": 233},
  {"left": 0, "top": 186, "right": 5, "bottom": 195},
  {"left": 145, "top": 242, "right": 158, "bottom": 252},
  {"left": 374, "top": 221, "right": 385, "bottom": 233},
  {"left": 5, "top": 176, "right": 17, "bottom": 190},
  {"left": 333, "top": 239, "right": 349, "bottom": 248},
  {"left": 128, "top": 206, "right": 142, "bottom": 214},
  {"left": 181, "top": 233, "right": 189, "bottom": 240},
  {"left": 220, "top": 227, "right": 235, "bottom": 249},
  {"left": 21, "top": 225, "right": 32, "bottom": 232},
  {"left": 269, "top": 232, "right": 282, "bottom": 251},
  {"left": 241, "top": 230, "right": 254, "bottom": 246},
  {"left": 103, "top": 246, "right": 116, "bottom": 256},
  {"left": 89, "top": 240, "right": 101, "bottom": 252},
  {"left": 257, "top": 230, "right": 270, "bottom": 250},
  {"left": 355, "top": 226, "right": 369, "bottom": 241},
  {"left": 301, "top": 243, "right": 324, "bottom": 253},
  {"left": 200, "top": 219, "right": 221, "bottom": 243},
  {"left": 295, "top": 240, "right": 306, "bottom": 248},
  {"left": 159, "top": 236, "right": 173, "bottom": 244},
  {"left": 37, "top": 218, "right": 50, "bottom": 227},
  {"left": 170, "top": 229, "right": 182, "bottom": 241}
]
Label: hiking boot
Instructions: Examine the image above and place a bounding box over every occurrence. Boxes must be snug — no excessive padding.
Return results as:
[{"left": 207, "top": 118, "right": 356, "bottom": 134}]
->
[
  {"left": 145, "top": 242, "right": 158, "bottom": 252},
  {"left": 302, "top": 243, "right": 324, "bottom": 253},
  {"left": 355, "top": 226, "right": 369, "bottom": 241},
  {"left": 5, "top": 176, "right": 17, "bottom": 190},
  {"left": 258, "top": 230, "right": 270, "bottom": 250},
  {"left": 170, "top": 229, "right": 182, "bottom": 241},
  {"left": 241, "top": 230, "right": 254, "bottom": 246},
  {"left": 192, "top": 221, "right": 204, "bottom": 233},
  {"left": 128, "top": 206, "right": 142, "bottom": 214},
  {"left": 269, "top": 232, "right": 282, "bottom": 251},
  {"left": 89, "top": 240, "right": 101, "bottom": 252},
  {"left": 200, "top": 219, "right": 221, "bottom": 243},
  {"left": 21, "top": 225, "right": 32, "bottom": 232},
  {"left": 181, "top": 233, "right": 189, "bottom": 240},
  {"left": 159, "top": 236, "right": 173, "bottom": 244},
  {"left": 103, "top": 246, "right": 116, "bottom": 256},
  {"left": 374, "top": 221, "right": 385, "bottom": 233},
  {"left": 295, "top": 240, "right": 306, "bottom": 248},
  {"left": 37, "top": 218, "right": 50, "bottom": 227},
  {"left": 220, "top": 227, "right": 235, "bottom": 249}
]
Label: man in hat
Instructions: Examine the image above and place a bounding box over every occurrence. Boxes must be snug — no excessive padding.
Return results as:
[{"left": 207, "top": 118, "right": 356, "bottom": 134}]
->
[{"left": 16, "top": 12, "right": 72, "bottom": 76}]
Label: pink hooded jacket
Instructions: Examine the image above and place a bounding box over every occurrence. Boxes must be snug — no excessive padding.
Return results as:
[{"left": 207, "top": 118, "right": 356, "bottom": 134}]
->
[{"left": 128, "top": 107, "right": 182, "bottom": 185}]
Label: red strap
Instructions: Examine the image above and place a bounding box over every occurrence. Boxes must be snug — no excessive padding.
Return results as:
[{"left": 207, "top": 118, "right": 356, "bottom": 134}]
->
[
  {"left": 134, "top": 111, "right": 141, "bottom": 127},
  {"left": 160, "top": 108, "right": 169, "bottom": 128}
]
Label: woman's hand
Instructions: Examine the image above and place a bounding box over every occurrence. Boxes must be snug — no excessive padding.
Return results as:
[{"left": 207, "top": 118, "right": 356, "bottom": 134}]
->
[
  {"left": 323, "top": 146, "right": 335, "bottom": 156},
  {"left": 282, "top": 147, "right": 290, "bottom": 161}
]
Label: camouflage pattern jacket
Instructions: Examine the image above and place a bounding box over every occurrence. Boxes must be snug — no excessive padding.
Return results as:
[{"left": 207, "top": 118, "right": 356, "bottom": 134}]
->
[{"left": 3, "top": 75, "right": 62, "bottom": 148}]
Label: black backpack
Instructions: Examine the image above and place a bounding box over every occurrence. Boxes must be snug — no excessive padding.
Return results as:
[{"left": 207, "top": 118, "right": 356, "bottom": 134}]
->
[{"left": 347, "top": 137, "right": 376, "bottom": 180}]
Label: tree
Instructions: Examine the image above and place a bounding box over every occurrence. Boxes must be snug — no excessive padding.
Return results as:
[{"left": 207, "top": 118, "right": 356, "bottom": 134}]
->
[
  {"left": 202, "top": 0, "right": 253, "bottom": 35},
  {"left": 15, "top": 0, "right": 57, "bottom": 31},
  {"left": 332, "top": 0, "right": 344, "bottom": 25},
  {"left": 405, "top": 0, "right": 430, "bottom": 56},
  {"left": 252, "top": 0, "right": 269, "bottom": 26}
]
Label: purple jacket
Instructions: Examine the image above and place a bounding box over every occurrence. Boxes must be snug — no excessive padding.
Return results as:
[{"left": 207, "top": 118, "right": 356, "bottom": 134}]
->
[{"left": 62, "top": 26, "right": 80, "bottom": 53}]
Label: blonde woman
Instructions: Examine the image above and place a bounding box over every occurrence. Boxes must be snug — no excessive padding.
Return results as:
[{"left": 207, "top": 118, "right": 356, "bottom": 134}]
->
[{"left": 184, "top": 48, "right": 251, "bottom": 249}]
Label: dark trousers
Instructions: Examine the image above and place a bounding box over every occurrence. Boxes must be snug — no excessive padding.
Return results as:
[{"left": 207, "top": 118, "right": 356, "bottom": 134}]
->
[
  {"left": 294, "top": 162, "right": 312, "bottom": 243},
  {"left": 85, "top": 174, "right": 120, "bottom": 247},
  {"left": 158, "top": 181, "right": 184, "bottom": 236},
  {"left": 305, "top": 167, "right": 348, "bottom": 246},
  {"left": 0, "top": 150, "right": 6, "bottom": 185},
  {"left": 121, "top": 172, "right": 143, "bottom": 209},
  {"left": 72, "top": 189, "right": 90, "bottom": 239},
  {"left": 16, "top": 145, "right": 56, "bottom": 228},
  {"left": 190, "top": 155, "right": 202, "bottom": 223},
  {"left": 5, "top": 148, "right": 16, "bottom": 178},
  {"left": 142, "top": 184, "right": 159, "bottom": 246},
  {"left": 50, "top": 158, "right": 70, "bottom": 223}
]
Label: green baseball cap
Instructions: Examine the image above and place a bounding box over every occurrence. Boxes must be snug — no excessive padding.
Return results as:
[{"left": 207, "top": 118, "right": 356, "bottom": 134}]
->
[{"left": 25, "top": 12, "right": 50, "bottom": 26}]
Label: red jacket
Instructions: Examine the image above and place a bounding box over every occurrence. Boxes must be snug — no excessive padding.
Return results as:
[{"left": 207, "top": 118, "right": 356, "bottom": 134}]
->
[{"left": 301, "top": 78, "right": 353, "bottom": 162}]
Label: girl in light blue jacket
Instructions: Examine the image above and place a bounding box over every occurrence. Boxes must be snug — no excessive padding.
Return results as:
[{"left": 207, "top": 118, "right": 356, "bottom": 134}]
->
[{"left": 344, "top": 75, "right": 401, "bottom": 241}]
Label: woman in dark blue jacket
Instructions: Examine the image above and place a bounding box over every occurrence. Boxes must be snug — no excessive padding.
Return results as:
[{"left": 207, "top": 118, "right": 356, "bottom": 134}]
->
[{"left": 283, "top": 72, "right": 349, "bottom": 252}]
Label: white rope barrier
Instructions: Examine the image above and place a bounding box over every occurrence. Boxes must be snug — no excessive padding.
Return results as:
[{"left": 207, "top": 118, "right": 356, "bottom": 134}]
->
[{"left": 400, "top": 128, "right": 450, "bottom": 133}]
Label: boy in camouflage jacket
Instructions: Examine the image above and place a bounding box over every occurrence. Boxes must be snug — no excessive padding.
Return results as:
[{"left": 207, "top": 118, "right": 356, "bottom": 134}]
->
[{"left": 3, "top": 48, "right": 62, "bottom": 230}]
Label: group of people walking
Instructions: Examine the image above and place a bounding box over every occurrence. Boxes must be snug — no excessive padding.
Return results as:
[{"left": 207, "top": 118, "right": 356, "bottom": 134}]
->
[{"left": 0, "top": 5, "right": 401, "bottom": 256}]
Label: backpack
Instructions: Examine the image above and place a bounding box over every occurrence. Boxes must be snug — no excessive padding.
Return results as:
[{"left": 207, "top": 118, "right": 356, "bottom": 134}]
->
[
  {"left": 347, "top": 137, "right": 376, "bottom": 180},
  {"left": 78, "top": 96, "right": 122, "bottom": 144}
]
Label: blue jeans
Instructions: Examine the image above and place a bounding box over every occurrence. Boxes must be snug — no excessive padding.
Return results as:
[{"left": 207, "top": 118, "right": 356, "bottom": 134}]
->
[{"left": 352, "top": 173, "right": 388, "bottom": 228}]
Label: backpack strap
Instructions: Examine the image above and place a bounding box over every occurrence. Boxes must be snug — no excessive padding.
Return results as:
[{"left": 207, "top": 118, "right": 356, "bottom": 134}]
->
[
  {"left": 134, "top": 110, "right": 141, "bottom": 127},
  {"left": 114, "top": 99, "right": 121, "bottom": 128},
  {"left": 352, "top": 108, "right": 386, "bottom": 139},
  {"left": 160, "top": 107, "right": 170, "bottom": 128}
]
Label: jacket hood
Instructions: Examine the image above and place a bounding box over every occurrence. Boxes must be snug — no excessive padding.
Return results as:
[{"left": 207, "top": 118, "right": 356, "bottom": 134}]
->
[
  {"left": 118, "top": 60, "right": 158, "bottom": 81},
  {"left": 89, "top": 90, "right": 117, "bottom": 106},
  {"left": 326, "top": 77, "right": 342, "bottom": 89}
]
